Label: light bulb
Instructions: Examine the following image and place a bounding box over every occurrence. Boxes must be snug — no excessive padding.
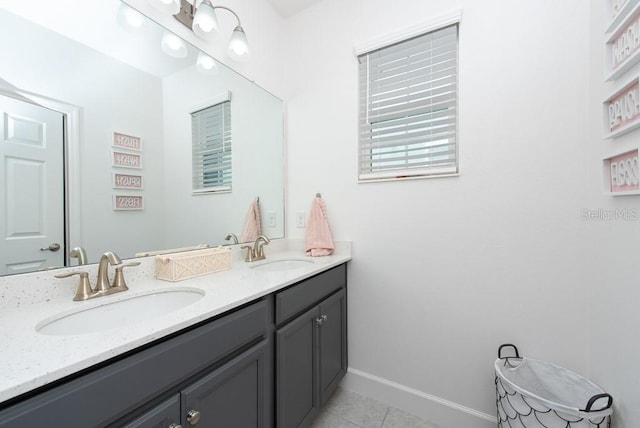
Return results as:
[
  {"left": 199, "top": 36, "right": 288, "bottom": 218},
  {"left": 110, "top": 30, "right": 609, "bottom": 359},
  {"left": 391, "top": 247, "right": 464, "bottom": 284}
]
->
[
  {"left": 161, "top": 31, "right": 188, "bottom": 58},
  {"left": 193, "top": 1, "right": 219, "bottom": 40},
  {"left": 228, "top": 26, "right": 249, "bottom": 61},
  {"left": 117, "top": 4, "right": 147, "bottom": 31},
  {"left": 196, "top": 52, "right": 219, "bottom": 75},
  {"left": 148, "top": 0, "right": 180, "bottom": 15}
]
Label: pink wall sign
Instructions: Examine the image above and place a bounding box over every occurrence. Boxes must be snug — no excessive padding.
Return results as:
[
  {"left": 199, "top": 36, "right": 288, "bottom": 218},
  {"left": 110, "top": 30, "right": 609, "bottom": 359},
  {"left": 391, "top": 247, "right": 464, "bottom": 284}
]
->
[
  {"left": 608, "top": 81, "right": 640, "bottom": 131},
  {"left": 113, "top": 195, "right": 144, "bottom": 210},
  {"left": 605, "top": 78, "right": 640, "bottom": 137},
  {"left": 605, "top": 2, "right": 640, "bottom": 80},
  {"left": 609, "top": 6, "right": 640, "bottom": 71},
  {"left": 113, "top": 132, "right": 142, "bottom": 151},
  {"left": 112, "top": 151, "right": 142, "bottom": 169},
  {"left": 113, "top": 173, "right": 143, "bottom": 190},
  {"left": 608, "top": 149, "right": 640, "bottom": 193}
]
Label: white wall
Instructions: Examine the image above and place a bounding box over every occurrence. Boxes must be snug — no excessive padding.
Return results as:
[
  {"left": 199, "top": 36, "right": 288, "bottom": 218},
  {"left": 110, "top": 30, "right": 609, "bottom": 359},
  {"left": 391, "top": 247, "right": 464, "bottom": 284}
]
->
[
  {"left": 162, "top": 65, "right": 284, "bottom": 247},
  {"left": 282, "top": 0, "right": 599, "bottom": 425},
  {"left": 587, "top": 0, "right": 640, "bottom": 426}
]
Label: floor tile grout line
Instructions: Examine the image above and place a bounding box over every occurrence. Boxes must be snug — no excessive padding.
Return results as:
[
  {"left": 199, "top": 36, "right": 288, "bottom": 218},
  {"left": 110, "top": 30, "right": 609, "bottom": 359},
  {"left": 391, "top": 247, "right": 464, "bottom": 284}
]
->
[
  {"left": 323, "top": 407, "right": 365, "bottom": 427},
  {"left": 379, "top": 405, "right": 391, "bottom": 428}
]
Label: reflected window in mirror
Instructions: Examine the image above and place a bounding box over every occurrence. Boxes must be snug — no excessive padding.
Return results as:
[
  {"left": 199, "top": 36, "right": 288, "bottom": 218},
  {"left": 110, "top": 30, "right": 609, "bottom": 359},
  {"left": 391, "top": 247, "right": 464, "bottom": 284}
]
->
[{"left": 191, "top": 95, "right": 232, "bottom": 194}]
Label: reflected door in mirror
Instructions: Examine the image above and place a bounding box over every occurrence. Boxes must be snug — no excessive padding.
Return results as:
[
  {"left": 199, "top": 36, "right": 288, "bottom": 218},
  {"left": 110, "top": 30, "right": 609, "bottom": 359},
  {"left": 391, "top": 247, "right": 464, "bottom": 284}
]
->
[{"left": 0, "top": 95, "right": 65, "bottom": 274}]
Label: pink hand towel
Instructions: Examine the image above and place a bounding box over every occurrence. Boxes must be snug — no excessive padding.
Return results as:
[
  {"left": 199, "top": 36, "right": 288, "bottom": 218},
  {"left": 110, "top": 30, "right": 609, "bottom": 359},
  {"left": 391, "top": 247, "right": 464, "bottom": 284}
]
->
[
  {"left": 305, "top": 197, "right": 335, "bottom": 257},
  {"left": 240, "top": 200, "right": 262, "bottom": 242}
]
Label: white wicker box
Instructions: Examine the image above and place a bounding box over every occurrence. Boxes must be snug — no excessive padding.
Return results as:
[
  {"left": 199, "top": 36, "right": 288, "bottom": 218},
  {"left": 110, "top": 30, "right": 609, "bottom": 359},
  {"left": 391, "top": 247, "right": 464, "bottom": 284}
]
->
[{"left": 156, "top": 247, "right": 232, "bottom": 282}]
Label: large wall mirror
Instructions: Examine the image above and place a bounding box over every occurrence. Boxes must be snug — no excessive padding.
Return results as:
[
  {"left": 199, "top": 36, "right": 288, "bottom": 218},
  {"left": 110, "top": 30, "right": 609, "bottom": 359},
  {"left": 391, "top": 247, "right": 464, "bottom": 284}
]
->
[{"left": 0, "top": 1, "right": 284, "bottom": 276}]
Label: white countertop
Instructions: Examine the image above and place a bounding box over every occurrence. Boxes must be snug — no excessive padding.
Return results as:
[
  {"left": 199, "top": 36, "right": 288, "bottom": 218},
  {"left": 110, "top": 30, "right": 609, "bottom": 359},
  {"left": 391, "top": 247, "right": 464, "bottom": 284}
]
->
[{"left": 0, "top": 239, "right": 351, "bottom": 403}]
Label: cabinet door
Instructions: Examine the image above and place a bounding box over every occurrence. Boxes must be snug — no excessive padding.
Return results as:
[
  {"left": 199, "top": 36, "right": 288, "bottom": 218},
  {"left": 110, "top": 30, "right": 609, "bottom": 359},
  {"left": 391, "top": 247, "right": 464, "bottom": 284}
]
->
[
  {"left": 276, "top": 306, "right": 320, "bottom": 428},
  {"left": 318, "top": 289, "right": 347, "bottom": 406},
  {"left": 181, "top": 340, "right": 270, "bottom": 428},
  {"left": 121, "top": 394, "right": 181, "bottom": 428}
]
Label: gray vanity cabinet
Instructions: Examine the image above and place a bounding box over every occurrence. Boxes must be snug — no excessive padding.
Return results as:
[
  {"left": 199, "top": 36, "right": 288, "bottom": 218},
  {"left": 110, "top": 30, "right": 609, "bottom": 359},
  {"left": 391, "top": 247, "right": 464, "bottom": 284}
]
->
[
  {"left": 180, "top": 340, "right": 270, "bottom": 428},
  {"left": 317, "top": 289, "right": 347, "bottom": 405},
  {"left": 122, "top": 395, "right": 181, "bottom": 428},
  {"left": 275, "top": 265, "right": 347, "bottom": 428},
  {"left": 124, "top": 340, "right": 270, "bottom": 428},
  {"left": 276, "top": 306, "right": 320, "bottom": 428}
]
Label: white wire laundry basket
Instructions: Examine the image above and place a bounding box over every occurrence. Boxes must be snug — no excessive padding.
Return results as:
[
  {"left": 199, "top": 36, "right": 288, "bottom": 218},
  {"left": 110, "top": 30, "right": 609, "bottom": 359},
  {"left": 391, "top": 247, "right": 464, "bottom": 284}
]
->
[{"left": 495, "top": 344, "right": 612, "bottom": 428}]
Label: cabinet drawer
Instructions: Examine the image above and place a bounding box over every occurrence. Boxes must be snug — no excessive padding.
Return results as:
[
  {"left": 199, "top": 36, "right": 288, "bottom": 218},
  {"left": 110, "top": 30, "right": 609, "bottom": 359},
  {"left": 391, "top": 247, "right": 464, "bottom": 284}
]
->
[
  {"left": 275, "top": 264, "right": 346, "bottom": 325},
  {"left": 0, "top": 299, "right": 268, "bottom": 428}
]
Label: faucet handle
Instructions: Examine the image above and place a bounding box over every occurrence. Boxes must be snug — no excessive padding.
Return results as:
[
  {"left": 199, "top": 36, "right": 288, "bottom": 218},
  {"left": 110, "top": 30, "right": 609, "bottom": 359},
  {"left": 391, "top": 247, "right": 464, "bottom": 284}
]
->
[
  {"left": 112, "top": 262, "right": 140, "bottom": 290},
  {"left": 55, "top": 271, "right": 94, "bottom": 301}
]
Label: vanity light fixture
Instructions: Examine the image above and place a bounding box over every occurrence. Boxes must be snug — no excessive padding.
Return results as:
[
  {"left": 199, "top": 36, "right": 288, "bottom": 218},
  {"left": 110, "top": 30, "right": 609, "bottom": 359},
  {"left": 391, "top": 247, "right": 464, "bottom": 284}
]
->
[{"left": 154, "top": 0, "right": 250, "bottom": 61}]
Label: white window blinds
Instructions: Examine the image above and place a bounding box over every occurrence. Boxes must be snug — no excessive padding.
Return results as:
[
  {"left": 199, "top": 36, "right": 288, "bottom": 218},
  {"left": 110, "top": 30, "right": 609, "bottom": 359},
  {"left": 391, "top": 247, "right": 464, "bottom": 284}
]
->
[
  {"left": 358, "top": 23, "right": 458, "bottom": 181},
  {"left": 191, "top": 100, "right": 232, "bottom": 193}
]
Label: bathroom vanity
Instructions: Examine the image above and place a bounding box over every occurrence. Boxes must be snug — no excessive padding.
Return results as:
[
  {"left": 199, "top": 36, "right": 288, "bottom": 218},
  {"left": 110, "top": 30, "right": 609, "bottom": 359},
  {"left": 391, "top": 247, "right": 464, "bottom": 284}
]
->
[{"left": 0, "top": 241, "right": 350, "bottom": 428}]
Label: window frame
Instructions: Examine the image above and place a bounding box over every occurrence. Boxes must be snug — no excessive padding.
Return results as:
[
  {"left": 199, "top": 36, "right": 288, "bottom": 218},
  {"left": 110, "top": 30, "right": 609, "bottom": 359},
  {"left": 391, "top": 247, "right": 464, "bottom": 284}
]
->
[
  {"left": 191, "top": 92, "right": 232, "bottom": 194},
  {"left": 355, "top": 11, "right": 462, "bottom": 183}
]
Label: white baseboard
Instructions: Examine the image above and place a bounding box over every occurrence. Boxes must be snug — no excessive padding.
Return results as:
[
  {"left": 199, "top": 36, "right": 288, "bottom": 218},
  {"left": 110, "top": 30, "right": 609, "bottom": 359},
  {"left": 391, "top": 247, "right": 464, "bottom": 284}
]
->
[{"left": 340, "top": 368, "right": 497, "bottom": 428}]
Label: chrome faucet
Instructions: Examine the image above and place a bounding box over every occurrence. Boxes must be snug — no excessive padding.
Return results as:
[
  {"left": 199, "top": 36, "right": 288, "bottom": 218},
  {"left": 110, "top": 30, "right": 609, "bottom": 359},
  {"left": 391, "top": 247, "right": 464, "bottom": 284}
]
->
[
  {"left": 95, "top": 251, "right": 122, "bottom": 294},
  {"left": 241, "top": 235, "right": 270, "bottom": 262}
]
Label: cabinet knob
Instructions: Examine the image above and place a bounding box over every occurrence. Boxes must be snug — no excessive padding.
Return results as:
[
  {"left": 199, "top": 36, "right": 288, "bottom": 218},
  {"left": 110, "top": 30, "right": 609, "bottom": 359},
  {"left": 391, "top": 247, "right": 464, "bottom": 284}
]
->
[
  {"left": 315, "top": 314, "right": 328, "bottom": 325},
  {"left": 186, "top": 409, "right": 201, "bottom": 425},
  {"left": 169, "top": 424, "right": 183, "bottom": 428}
]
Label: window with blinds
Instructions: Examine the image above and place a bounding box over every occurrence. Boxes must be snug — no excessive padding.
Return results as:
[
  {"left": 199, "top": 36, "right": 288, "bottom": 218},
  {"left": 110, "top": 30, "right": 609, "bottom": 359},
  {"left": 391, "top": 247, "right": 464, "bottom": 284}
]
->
[
  {"left": 191, "top": 100, "right": 232, "bottom": 193},
  {"left": 358, "top": 23, "right": 458, "bottom": 181}
]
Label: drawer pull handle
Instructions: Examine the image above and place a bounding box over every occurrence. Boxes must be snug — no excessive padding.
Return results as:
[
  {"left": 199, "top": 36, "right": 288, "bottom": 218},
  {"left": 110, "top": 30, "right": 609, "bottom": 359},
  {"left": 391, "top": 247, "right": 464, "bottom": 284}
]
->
[
  {"left": 187, "top": 409, "right": 201, "bottom": 425},
  {"left": 169, "top": 424, "right": 183, "bottom": 428},
  {"left": 315, "top": 314, "right": 328, "bottom": 325}
]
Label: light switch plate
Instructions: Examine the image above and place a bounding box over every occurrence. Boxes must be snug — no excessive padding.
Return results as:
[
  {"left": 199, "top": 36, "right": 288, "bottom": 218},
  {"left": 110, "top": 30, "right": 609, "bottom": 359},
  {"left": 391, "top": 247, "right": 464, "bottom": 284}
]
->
[
  {"left": 296, "top": 211, "right": 305, "bottom": 228},
  {"left": 266, "top": 211, "right": 276, "bottom": 227}
]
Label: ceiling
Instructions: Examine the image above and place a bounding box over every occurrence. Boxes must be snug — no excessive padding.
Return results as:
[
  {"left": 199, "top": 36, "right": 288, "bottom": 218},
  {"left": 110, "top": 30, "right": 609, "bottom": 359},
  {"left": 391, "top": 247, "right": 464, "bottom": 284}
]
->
[{"left": 266, "top": 0, "right": 323, "bottom": 18}]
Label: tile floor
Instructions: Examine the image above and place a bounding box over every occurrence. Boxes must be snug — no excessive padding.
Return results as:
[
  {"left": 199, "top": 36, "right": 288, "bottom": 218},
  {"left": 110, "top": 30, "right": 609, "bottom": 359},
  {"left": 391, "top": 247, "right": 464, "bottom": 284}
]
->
[{"left": 310, "top": 387, "right": 446, "bottom": 428}]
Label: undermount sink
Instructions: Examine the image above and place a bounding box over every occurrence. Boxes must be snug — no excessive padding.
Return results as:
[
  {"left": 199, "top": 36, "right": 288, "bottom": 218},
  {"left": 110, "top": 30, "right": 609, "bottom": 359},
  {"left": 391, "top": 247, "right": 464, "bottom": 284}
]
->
[
  {"left": 250, "top": 258, "right": 314, "bottom": 272},
  {"left": 36, "top": 288, "right": 205, "bottom": 336}
]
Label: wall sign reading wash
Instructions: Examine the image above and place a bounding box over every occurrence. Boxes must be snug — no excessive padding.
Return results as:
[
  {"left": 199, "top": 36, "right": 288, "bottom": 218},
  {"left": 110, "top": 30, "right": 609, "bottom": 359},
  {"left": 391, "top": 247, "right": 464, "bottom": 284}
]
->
[
  {"left": 112, "top": 150, "right": 142, "bottom": 169},
  {"left": 606, "top": 2, "right": 640, "bottom": 80},
  {"left": 604, "top": 76, "right": 640, "bottom": 138}
]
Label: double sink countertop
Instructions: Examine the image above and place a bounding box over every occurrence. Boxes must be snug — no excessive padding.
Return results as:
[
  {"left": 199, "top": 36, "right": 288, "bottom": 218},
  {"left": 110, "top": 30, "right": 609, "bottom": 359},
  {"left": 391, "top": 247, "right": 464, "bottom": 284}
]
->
[{"left": 0, "top": 239, "right": 351, "bottom": 403}]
